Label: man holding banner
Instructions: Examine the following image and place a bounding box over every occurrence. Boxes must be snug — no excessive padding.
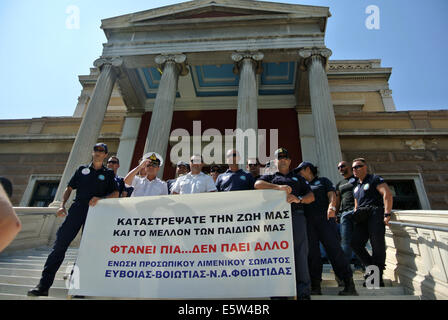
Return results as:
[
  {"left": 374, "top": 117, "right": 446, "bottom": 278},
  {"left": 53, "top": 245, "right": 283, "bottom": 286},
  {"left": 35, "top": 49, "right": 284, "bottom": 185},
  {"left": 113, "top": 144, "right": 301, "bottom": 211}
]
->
[
  {"left": 255, "top": 148, "right": 315, "bottom": 300},
  {"left": 28, "top": 143, "right": 119, "bottom": 297}
]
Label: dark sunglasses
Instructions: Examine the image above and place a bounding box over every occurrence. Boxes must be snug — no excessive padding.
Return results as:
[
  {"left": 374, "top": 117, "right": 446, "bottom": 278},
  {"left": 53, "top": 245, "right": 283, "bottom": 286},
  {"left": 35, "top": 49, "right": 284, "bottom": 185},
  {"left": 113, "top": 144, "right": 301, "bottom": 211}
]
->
[
  {"left": 337, "top": 164, "right": 346, "bottom": 169},
  {"left": 146, "top": 163, "right": 159, "bottom": 168},
  {"left": 352, "top": 164, "right": 365, "bottom": 170},
  {"left": 108, "top": 161, "right": 119, "bottom": 164},
  {"left": 248, "top": 164, "right": 259, "bottom": 167},
  {"left": 93, "top": 148, "right": 106, "bottom": 153},
  {"left": 277, "top": 155, "right": 289, "bottom": 160}
]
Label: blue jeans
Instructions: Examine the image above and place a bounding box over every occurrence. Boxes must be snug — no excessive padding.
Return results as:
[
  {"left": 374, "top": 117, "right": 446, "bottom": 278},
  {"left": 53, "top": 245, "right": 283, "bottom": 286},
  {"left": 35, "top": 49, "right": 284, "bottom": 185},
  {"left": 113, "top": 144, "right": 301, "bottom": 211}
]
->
[{"left": 340, "top": 210, "right": 355, "bottom": 264}]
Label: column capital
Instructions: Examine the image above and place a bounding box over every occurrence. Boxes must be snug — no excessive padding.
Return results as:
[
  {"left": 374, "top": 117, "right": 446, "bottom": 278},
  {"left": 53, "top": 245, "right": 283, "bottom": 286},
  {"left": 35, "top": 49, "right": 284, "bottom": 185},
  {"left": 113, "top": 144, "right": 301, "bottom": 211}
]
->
[
  {"left": 231, "top": 51, "right": 264, "bottom": 74},
  {"left": 155, "top": 53, "right": 189, "bottom": 76},
  {"left": 93, "top": 57, "right": 123, "bottom": 70},
  {"left": 298, "top": 48, "right": 332, "bottom": 71}
]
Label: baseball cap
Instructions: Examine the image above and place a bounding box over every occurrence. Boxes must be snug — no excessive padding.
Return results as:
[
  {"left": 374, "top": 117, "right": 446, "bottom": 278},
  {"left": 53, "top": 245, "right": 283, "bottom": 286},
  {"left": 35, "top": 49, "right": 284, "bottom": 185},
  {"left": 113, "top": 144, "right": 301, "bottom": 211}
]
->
[
  {"left": 176, "top": 161, "right": 189, "bottom": 167},
  {"left": 296, "top": 161, "right": 315, "bottom": 172},
  {"left": 93, "top": 143, "right": 108, "bottom": 153},
  {"left": 274, "top": 148, "right": 289, "bottom": 159}
]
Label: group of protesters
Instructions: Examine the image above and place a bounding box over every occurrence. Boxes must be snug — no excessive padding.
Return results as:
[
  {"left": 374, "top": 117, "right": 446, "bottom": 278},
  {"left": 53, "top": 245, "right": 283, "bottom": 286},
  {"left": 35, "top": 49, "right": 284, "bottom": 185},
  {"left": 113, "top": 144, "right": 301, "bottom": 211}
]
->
[{"left": 28, "top": 142, "right": 393, "bottom": 300}]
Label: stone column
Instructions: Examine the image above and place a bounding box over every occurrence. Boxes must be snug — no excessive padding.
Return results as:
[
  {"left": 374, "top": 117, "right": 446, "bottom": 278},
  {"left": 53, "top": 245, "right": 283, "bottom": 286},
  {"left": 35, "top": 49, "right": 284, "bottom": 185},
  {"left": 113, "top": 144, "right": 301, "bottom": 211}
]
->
[
  {"left": 116, "top": 113, "right": 143, "bottom": 177},
  {"left": 299, "top": 48, "right": 342, "bottom": 184},
  {"left": 50, "top": 57, "right": 122, "bottom": 207},
  {"left": 144, "top": 54, "right": 188, "bottom": 177},
  {"left": 231, "top": 51, "right": 264, "bottom": 166}
]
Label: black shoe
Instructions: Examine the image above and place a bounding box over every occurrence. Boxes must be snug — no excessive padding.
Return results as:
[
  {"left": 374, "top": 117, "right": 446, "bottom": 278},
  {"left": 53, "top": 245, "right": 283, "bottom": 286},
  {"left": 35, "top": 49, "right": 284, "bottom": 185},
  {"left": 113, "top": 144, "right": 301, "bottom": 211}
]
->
[
  {"left": 311, "top": 279, "right": 322, "bottom": 295},
  {"left": 338, "top": 277, "right": 358, "bottom": 296},
  {"left": 335, "top": 275, "right": 344, "bottom": 287},
  {"left": 27, "top": 286, "right": 49, "bottom": 297}
]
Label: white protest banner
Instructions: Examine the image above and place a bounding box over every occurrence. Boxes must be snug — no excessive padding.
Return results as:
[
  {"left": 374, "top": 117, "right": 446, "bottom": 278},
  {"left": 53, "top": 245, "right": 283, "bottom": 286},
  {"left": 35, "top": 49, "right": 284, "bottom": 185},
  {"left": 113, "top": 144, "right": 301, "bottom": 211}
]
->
[{"left": 68, "top": 190, "right": 296, "bottom": 298}]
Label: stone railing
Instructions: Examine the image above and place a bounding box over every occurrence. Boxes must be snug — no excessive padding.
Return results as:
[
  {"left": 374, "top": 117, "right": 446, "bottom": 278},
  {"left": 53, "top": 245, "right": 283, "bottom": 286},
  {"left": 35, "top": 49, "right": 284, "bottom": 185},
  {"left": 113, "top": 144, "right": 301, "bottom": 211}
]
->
[
  {"left": 385, "top": 210, "right": 448, "bottom": 300},
  {"left": 2, "top": 207, "right": 81, "bottom": 254},
  {"left": 4, "top": 207, "right": 448, "bottom": 300}
]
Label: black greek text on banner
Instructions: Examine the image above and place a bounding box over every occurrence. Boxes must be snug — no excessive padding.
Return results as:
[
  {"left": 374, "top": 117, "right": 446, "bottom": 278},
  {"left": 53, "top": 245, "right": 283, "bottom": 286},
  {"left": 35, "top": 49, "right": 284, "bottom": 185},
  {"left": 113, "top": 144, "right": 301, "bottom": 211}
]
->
[{"left": 68, "top": 190, "right": 296, "bottom": 299}]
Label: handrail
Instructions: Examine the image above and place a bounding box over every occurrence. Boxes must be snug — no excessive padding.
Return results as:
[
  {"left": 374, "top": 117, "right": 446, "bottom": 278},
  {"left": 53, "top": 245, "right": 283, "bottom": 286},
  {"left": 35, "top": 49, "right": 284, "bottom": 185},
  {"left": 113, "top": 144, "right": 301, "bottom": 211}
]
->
[
  {"left": 14, "top": 207, "right": 58, "bottom": 216},
  {"left": 388, "top": 221, "right": 448, "bottom": 233}
]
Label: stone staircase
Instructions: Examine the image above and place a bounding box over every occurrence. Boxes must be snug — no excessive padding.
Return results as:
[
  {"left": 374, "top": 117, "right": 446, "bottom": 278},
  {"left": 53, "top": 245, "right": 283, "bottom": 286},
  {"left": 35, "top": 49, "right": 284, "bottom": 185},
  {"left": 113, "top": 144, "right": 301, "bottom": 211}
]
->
[{"left": 0, "top": 247, "right": 421, "bottom": 300}]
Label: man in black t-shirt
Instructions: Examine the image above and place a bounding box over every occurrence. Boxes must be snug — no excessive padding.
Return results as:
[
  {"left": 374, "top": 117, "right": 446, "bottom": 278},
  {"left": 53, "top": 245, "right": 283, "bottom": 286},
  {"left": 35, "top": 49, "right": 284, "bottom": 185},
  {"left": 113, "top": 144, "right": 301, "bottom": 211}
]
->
[
  {"left": 28, "top": 143, "right": 119, "bottom": 297},
  {"left": 351, "top": 158, "right": 393, "bottom": 287},
  {"left": 335, "top": 161, "right": 359, "bottom": 268},
  {"left": 255, "top": 148, "right": 315, "bottom": 300}
]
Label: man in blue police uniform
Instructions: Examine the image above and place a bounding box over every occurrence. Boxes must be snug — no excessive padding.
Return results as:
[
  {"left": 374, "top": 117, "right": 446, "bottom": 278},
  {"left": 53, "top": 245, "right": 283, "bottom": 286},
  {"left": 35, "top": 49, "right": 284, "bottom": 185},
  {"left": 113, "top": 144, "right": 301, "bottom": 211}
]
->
[
  {"left": 255, "top": 148, "right": 315, "bottom": 300},
  {"left": 296, "top": 161, "right": 358, "bottom": 296},
  {"left": 351, "top": 158, "right": 393, "bottom": 287},
  {"left": 27, "top": 143, "right": 119, "bottom": 296},
  {"left": 107, "top": 156, "right": 130, "bottom": 197},
  {"left": 215, "top": 149, "right": 255, "bottom": 191}
]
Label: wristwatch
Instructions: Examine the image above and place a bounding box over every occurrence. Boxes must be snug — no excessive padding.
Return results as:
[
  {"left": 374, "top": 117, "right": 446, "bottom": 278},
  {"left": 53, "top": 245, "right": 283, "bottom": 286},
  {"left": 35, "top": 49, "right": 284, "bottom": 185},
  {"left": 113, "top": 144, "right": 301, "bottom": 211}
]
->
[
  {"left": 384, "top": 213, "right": 391, "bottom": 218},
  {"left": 298, "top": 196, "right": 303, "bottom": 203}
]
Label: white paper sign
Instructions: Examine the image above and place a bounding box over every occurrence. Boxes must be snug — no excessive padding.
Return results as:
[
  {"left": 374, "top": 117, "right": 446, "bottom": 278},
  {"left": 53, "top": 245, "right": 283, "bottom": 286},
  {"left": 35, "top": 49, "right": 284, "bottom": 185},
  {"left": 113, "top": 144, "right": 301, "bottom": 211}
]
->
[{"left": 68, "top": 190, "right": 296, "bottom": 299}]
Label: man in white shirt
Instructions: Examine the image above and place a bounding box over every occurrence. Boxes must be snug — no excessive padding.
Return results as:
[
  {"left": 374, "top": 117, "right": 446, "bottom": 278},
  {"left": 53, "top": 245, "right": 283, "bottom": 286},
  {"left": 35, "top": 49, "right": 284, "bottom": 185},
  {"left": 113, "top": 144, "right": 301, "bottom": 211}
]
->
[
  {"left": 124, "top": 152, "right": 168, "bottom": 197},
  {"left": 171, "top": 155, "right": 217, "bottom": 194}
]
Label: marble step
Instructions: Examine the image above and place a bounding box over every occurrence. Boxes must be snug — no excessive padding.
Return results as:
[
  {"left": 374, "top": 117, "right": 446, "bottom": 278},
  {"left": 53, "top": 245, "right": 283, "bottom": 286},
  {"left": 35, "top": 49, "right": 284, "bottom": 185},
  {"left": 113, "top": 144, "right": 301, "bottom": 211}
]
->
[{"left": 0, "top": 283, "right": 68, "bottom": 298}]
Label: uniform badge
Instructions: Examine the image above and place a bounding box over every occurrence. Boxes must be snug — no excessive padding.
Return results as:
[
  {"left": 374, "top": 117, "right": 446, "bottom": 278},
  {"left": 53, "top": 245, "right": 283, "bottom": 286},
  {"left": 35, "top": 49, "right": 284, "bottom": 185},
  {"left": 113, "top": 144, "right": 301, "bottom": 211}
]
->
[
  {"left": 81, "top": 168, "right": 90, "bottom": 175},
  {"left": 292, "top": 177, "right": 298, "bottom": 181},
  {"left": 239, "top": 175, "right": 246, "bottom": 181},
  {"left": 314, "top": 180, "right": 321, "bottom": 186},
  {"left": 98, "top": 174, "right": 105, "bottom": 181},
  {"left": 354, "top": 186, "right": 359, "bottom": 193},
  {"left": 363, "top": 184, "right": 370, "bottom": 191}
]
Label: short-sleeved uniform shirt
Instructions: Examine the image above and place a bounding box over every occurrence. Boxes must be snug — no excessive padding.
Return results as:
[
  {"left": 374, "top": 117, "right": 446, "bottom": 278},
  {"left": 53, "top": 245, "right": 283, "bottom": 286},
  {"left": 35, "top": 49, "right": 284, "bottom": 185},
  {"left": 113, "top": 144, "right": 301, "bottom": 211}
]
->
[
  {"left": 114, "top": 175, "right": 126, "bottom": 197},
  {"left": 216, "top": 169, "right": 255, "bottom": 191},
  {"left": 68, "top": 164, "right": 118, "bottom": 203},
  {"left": 335, "top": 176, "right": 358, "bottom": 213},
  {"left": 258, "top": 171, "right": 311, "bottom": 212},
  {"left": 130, "top": 176, "right": 168, "bottom": 197},
  {"left": 171, "top": 172, "right": 217, "bottom": 194},
  {"left": 303, "top": 177, "right": 335, "bottom": 219},
  {"left": 353, "top": 174, "right": 386, "bottom": 208}
]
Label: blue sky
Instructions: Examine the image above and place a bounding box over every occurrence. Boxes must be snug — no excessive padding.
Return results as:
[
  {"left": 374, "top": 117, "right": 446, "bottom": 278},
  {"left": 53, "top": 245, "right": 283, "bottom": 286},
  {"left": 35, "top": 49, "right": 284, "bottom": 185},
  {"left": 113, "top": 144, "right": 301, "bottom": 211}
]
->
[{"left": 0, "top": 0, "right": 447, "bottom": 119}]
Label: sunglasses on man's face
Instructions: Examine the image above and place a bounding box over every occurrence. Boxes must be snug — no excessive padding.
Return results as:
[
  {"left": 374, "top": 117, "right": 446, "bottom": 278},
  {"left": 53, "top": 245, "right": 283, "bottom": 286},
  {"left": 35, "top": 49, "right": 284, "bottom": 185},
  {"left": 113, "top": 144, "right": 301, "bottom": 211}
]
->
[
  {"left": 94, "top": 148, "right": 106, "bottom": 153},
  {"left": 146, "top": 163, "right": 159, "bottom": 168},
  {"left": 352, "top": 164, "right": 365, "bottom": 170},
  {"left": 108, "top": 161, "right": 119, "bottom": 164},
  {"left": 337, "top": 164, "right": 346, "bottom": 170},
  {"left": 277, "top": 155, "right": 289, "bottom": 160}
]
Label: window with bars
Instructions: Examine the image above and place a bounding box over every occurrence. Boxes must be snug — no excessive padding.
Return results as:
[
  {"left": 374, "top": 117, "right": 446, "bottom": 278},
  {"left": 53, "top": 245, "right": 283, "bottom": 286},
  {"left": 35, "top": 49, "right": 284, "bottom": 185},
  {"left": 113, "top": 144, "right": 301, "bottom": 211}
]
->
[
  {"left": 386, "top": 179, "right": 422, "bottom": 210},
  {"left": 29, "top": 182, "right": 59, "bottom": 207}
]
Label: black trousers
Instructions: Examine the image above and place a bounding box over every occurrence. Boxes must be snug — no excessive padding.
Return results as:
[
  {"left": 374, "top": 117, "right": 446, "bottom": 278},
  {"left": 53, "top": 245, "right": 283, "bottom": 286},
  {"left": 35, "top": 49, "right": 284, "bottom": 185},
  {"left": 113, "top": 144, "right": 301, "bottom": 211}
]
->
[
  {"left": 351, "top": 207, "right": 386, "bottom": 271},
  {"left": 306, "top": 215, "right": 353, "bottom": 281},
  {"left": 39, "top": 202, "right": 88, "bottom": 289}
]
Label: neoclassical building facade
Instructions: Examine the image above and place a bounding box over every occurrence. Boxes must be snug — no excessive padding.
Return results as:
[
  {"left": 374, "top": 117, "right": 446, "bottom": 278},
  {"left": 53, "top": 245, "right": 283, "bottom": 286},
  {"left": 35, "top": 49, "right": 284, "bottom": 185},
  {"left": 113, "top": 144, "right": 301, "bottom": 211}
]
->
[{"left": 1, "top": 0, "right": 447, "bottom": 211}]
